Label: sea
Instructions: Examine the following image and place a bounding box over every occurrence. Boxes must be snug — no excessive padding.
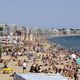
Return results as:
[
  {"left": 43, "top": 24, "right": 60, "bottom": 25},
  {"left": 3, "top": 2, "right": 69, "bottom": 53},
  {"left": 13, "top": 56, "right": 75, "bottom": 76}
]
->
[{"left": 49, "top": 35, "right": 80, "bottom": 52}]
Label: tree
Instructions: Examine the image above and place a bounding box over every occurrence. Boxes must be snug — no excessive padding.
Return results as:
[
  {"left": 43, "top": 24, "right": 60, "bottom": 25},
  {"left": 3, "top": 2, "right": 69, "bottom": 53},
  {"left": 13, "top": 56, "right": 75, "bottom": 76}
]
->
[
  {"left": 0, "top": 27, "right": 3, "bottom": 31},
  {"left": 0, "top": 27, "right": 3, "bottom": 36},
  {"left": 0, "top": 47, "right": 2, "bottom": 61},
  {"left": 16, "top": 30, "right": 21, "bottom": 36}
]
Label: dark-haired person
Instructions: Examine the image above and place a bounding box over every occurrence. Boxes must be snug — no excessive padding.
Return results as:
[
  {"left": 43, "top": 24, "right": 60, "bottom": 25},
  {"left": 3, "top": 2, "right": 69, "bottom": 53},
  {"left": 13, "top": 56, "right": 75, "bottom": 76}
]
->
[
  {"left": 74, "top": 70, "right": 78, "bottom": 80},
  {"left": 22, "top": 59, "right": 27, "bottom": 73}
]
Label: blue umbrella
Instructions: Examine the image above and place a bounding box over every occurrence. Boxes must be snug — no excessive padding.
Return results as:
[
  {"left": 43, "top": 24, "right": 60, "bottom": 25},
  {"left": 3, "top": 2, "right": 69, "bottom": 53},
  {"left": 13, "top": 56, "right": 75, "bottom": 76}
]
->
[{"left": 76, "top": 58, "right": 80, "bottom": 65}]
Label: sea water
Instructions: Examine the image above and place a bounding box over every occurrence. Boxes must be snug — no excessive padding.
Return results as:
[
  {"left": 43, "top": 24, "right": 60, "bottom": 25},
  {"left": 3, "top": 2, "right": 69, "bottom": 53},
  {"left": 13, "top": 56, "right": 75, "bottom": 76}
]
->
[{"left": 49, "top": 36, "right": 80, "bottom": 52}]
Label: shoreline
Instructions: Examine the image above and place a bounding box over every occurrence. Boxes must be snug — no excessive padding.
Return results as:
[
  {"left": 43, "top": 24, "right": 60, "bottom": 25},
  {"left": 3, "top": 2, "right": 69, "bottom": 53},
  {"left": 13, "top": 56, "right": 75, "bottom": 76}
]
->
[
  {"left": 48, "top": 34, "right": 80, "bottom": 38},
  {"left": 47, "top": 34, "right": 80, "bottom": 53}
]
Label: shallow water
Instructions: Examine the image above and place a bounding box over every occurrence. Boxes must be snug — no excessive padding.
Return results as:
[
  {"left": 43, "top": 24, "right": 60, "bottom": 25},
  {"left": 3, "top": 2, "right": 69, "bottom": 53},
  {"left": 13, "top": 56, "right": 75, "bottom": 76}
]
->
[{"left": 49, "top": 36, "right": 80, "bottom": 52}]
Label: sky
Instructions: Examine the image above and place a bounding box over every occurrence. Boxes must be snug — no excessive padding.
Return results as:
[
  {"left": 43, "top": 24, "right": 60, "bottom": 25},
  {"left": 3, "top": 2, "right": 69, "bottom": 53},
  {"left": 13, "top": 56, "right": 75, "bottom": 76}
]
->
[{"left": 0, "top": 0, "right": 80, "bottom": 29}]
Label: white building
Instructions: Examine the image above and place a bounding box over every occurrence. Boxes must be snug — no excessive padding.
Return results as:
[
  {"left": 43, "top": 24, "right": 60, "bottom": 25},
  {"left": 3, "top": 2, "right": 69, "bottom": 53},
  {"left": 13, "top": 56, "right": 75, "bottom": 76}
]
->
[
  {"left": 9, "top": 24, "right": 17, "bottom": 36},
  {"left": 75, "top": 29, "right": 80, "bottom": 34},
  {"left": 52, "top": 29, "right": 59, "bottom": 34}
]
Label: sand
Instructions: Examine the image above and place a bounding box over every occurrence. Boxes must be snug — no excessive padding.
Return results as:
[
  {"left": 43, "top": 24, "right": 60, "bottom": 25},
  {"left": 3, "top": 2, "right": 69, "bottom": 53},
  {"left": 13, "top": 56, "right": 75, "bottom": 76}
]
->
[{"left": 0, "top": 39, "right": 76, "bottom": 80}]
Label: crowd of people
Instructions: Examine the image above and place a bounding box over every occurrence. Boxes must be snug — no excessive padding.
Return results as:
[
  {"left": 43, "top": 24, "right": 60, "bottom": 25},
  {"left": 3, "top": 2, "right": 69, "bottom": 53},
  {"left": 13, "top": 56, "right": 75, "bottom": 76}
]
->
[{"left": 0, "top": 37, "right": 80, "bottom": 80}]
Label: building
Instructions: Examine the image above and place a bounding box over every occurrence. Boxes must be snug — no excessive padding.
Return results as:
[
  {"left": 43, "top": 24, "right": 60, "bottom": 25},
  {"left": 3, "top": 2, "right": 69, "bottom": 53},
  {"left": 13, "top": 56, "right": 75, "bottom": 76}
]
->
[
  {"left": 9, "top": 24, "right": 17, "bottom": 36},
  {"left": 75, "top": 29, "right": 80, "bottom": 34},
  {"left": 37, "top": 28, "right": 44, "bottom": 35}
]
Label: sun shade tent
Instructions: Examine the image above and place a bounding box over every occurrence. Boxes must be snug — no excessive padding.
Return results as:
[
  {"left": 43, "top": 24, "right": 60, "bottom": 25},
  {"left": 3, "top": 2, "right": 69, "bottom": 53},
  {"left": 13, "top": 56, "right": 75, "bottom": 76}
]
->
[
  {"left": 71, "top": 53, "right": 76, "bottom": 59},
  {"left": 13, "top": 73, "right": 68, "bottom": 80},
  {"left": 76, "top": 58, "right": 80, "bottom": 65}
]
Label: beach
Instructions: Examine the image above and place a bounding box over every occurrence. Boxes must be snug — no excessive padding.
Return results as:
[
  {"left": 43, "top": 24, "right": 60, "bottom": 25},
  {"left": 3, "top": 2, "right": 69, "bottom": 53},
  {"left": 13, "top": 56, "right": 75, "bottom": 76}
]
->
[{"left": 0, "top": 35, "right": 80, "bottom": 80}]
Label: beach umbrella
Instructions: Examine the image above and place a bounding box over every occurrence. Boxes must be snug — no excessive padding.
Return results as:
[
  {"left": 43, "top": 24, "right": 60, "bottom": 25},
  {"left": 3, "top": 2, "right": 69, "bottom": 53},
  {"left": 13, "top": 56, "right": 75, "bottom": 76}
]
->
[
  {"left": 76, "top": 58, "right": 80, "bottom": 65},
  {"left": 71, "top": 53, "right": 76, "bottom": 59}
]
